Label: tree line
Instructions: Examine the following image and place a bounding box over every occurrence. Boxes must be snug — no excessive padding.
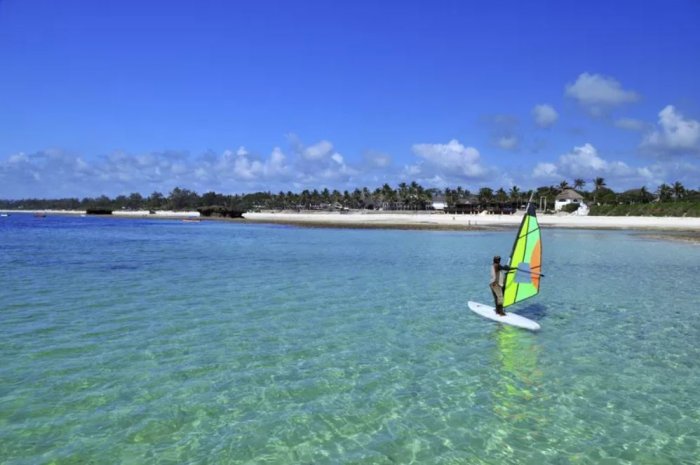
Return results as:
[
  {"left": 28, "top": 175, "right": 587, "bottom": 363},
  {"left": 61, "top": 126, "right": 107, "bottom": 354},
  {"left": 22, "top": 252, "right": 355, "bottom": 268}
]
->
[{"left": 1, "top": 178, "right": 697, "bottom": 212}]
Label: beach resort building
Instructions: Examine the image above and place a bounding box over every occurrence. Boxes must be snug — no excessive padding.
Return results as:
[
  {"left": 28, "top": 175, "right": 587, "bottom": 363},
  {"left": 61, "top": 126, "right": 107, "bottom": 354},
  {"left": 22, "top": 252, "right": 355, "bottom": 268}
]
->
[
  {"left": 554, "top": 189, "right": 584, "bottom": 211},
  {"left": 429, "top": 195, "right": 447, "bottom": 211}
]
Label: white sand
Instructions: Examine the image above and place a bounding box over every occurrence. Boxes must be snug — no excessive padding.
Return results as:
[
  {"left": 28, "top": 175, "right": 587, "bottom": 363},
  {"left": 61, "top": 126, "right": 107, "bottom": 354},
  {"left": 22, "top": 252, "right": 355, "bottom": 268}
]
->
[
  {"left": 4, "top": 209, "right": 698, "bottom": 231},
  {"left": 243, "top": 211, "right": 700, "bottom": 231},
  {"left": 112, "top": 210, "right": 200, "bottom": 218}
]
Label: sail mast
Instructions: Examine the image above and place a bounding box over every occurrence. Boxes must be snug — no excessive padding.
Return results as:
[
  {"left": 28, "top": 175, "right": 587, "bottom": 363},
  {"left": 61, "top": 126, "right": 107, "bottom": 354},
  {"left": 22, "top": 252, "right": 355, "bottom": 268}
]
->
[{"left": 502, "top": 192, "right": 542, "bottom": 308}]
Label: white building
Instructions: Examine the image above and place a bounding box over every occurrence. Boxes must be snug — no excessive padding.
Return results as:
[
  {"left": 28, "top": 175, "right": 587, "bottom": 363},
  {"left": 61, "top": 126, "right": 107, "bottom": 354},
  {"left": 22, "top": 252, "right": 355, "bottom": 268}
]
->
[
  {"left": 554, "top": 189, "right": 584, "bottom": 211},
  {"left": 429, "top": 195, "right": 446, "bottom": 211}
]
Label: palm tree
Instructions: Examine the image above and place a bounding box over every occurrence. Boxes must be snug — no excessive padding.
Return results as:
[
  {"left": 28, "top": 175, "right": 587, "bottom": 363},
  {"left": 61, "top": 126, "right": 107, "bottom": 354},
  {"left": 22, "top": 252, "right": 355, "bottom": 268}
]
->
[
  {"left": 508, "top": 185, "right": 521, "bottom": 204},
  {"left": 300, "top": 189, "right": 311, "bottom": 209},
  {"left": 444, "top": 187, "right": 454, "bottom": 207},
  {"left": 373, "top": 187, "right": 383, "bottom": 209},
  {"left": 657, "top": 183, "right": 672, "bottom": 202},
  {"left": 311, "top": 189, "right": 321, "bottom": 208},
  {"left": 362, "top": 187, "right": 371, "bottom": 208},
  {"left": 146, "top": 191, "right": 165, "bottom": 210},
  {"left": 639, "top": 186, "right": 650, "bottom": 204},
  {"left": 495, "top": 187, "right": 507, "bottom": 202},
  {"left": 330, "top": 189, "right": 342, "bottom": 205},
  {"left": 455, "top": 186, "right": 466, "bottom": 205},
  {"left": 276, "top": 191, "right": 287, "bottom": 209},
  {"left": 593, "top": 177, "right": 606, "bottom": 204},
  {"left": 574, "top": 178, "right": 586, "bottom": 190},
  {"left": 381, "top": 183, "right": 395, "bottom": 209},
  {"left": 352, "top": 188, "right": 363, "bottom": 209},
  {"left": 672, "top": 181, "right": 685, "bottom": 201},
  {"left": 409, "top": 181, "right": 423, "bottom": 209},
  {"left": 495, "top": 188, "right": 508, "bottom": 212},
  {"left": 397, "top": 182, "right": 409, "bottom": 210},
  {"left": 558, "top": 180, "right": 569, "bottom": 191},
  {"left": 321, "top": 188, "right": 331, "bottom": 206},
  {"left": 478, "top": 187, "right": 494, "bottom": 210}
]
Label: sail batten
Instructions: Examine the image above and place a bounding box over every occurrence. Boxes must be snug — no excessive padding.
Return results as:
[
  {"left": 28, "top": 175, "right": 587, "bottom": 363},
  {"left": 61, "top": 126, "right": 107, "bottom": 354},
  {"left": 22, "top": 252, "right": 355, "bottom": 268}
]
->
[{"left": 503, "top": 201, "right": 542, "bottom": 308}]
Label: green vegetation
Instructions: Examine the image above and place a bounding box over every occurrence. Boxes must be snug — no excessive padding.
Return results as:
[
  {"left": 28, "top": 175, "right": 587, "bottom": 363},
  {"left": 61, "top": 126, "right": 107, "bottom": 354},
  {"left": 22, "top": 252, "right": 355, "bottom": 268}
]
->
[
  {"left": 1, "top": 178, "right": 698, "bottom": 216},
  {"left": 561, "top": 203, "right": 580, "bottom": 214},
  {"left": 590, "top": 201, "right": 700, "bottom": 217},
  {"left": 197, "top": 206, "right": 245, "bottom": 218}
]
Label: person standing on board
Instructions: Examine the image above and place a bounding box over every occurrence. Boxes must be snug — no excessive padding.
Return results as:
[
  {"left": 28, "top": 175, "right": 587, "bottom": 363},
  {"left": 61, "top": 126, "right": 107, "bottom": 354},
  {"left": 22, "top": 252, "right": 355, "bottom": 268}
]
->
[{"left": 490, "top": 255, "right": 511, "bottom": 316}]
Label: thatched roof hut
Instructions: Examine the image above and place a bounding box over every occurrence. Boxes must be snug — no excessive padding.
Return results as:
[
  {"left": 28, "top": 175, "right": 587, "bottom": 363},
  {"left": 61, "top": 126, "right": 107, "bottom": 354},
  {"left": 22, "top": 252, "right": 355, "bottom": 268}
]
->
[{"left": 555, "top": 189, "right": 584, "bottom": 201}]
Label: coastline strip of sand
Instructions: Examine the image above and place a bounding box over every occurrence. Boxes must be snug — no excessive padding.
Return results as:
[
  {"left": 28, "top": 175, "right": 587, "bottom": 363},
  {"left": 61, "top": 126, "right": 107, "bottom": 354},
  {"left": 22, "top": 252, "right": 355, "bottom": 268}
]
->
[
  {"left": 4, "top": 209, "right": 700, "bottom": 237},
  {"left": 242, "top": 211, "right": 700, "bottom": 232}
]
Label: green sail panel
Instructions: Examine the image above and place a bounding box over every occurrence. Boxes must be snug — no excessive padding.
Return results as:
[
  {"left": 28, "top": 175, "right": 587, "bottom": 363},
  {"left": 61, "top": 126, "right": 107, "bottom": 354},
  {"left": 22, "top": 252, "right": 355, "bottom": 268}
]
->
[{"left": 503, "top": 203, "right": 542, "bottom": 308}]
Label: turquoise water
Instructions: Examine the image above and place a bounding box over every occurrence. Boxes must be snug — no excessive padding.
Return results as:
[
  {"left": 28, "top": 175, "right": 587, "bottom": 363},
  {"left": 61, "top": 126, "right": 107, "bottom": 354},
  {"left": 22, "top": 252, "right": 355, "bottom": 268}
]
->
[{"left": 1, "top": 214, "right": 699, "bottom": 464}]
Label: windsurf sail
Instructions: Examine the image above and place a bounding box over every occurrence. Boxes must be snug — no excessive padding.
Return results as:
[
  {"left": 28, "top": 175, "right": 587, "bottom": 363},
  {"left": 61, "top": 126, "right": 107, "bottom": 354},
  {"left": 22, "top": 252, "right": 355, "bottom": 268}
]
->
[{"left": 503, "top": 198, "right": 542, "bottom": 308}]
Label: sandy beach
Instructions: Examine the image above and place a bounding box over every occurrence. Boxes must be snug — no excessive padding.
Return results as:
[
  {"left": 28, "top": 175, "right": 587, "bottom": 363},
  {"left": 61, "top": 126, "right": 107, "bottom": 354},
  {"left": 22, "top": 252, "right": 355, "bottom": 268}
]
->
[
  {"left": 243, "top": 211, "right": 700, "bottom": 232},
  {"left": 4, "top": 209, "right": 700, "bottom": 238}
]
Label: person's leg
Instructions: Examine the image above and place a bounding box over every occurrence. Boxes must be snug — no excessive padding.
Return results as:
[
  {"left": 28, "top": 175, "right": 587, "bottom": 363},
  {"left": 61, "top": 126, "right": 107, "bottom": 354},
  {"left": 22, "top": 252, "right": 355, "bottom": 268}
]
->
[{"left": 490, "top": 283, "right": 505, "bottom": 315}]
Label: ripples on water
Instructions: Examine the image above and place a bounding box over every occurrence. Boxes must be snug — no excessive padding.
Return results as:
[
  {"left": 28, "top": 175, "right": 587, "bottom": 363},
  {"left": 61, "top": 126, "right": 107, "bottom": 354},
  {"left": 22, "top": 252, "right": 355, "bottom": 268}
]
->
[{"left": 1, "top": 215, "right": 698, "bottom": 464}]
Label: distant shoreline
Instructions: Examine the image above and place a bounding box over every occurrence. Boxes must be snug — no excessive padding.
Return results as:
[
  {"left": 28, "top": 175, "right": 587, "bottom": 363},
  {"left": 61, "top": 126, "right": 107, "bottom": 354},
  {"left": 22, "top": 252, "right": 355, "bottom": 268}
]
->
[
  {"left": 3, "top": 209, "right": 700, "bottom": 241},
  {"left": 0, "top": 209, "right": 200, "bottom": 219},
  {"left": 242, "top": 211, "right": 700, "bottom": 232}
]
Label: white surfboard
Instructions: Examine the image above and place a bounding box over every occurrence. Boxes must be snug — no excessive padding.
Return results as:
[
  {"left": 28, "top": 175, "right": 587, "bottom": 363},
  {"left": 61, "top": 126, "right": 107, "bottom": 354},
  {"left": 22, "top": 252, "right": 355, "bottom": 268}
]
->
[{"left": 467, "top": 301, "right": 540, "bottom": 331}]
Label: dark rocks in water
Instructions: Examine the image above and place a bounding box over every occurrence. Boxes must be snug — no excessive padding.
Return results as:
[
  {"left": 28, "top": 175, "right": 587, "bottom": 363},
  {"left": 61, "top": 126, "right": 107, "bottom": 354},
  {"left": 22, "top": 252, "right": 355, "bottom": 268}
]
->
[
  {"left": 86, "top": 209, "right": 113, "bottom": 215},
  {"left": 197, "top": 206, "right": 244, "bottom": 218}
]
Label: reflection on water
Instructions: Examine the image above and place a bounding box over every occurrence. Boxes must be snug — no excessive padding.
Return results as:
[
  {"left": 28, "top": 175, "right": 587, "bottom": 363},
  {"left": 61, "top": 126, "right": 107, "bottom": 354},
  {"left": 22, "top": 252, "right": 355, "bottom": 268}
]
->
[{"left": 488, "top": 325, "right": 546, "bottom": 456}]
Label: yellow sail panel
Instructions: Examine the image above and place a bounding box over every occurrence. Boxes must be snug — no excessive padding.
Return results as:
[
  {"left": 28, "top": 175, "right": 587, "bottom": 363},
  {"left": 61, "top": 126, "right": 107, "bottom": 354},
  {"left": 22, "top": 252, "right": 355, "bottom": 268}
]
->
[{"left": 503, "top": 204, "right": 542, "bottom": 308}]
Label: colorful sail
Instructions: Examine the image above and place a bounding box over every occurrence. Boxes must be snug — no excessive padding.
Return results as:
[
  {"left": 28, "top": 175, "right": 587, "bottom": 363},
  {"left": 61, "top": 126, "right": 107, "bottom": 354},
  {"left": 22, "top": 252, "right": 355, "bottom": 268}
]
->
[{"left": 503, "top": 202, "right": 542, "bottom": 308}]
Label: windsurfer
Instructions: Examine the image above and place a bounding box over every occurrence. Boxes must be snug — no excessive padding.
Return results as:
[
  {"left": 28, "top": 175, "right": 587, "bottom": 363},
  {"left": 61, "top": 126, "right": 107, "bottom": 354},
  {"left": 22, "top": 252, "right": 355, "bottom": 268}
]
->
[{"left": 490, "top": 256, "right": 511, "bottom": 316}]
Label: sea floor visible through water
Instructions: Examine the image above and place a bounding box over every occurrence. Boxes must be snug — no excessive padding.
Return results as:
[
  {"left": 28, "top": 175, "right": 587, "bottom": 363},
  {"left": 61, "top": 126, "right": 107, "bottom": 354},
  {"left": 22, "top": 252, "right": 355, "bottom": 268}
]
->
[{"left": 1, "top": 214, "right": 699, "bottom": 464}]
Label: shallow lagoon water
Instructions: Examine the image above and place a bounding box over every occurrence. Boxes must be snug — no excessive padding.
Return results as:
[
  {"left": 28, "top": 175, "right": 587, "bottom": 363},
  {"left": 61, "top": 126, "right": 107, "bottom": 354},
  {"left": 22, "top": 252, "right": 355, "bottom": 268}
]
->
[{"left": 1, "top": 214, "right": 699, "bottom": 464}]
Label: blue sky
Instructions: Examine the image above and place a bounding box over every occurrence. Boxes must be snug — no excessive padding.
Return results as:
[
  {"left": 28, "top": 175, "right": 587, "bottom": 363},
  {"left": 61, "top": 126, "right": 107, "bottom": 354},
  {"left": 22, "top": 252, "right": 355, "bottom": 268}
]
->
[{"left": 1, "top": 0, "right": 699, "bottom": 198}]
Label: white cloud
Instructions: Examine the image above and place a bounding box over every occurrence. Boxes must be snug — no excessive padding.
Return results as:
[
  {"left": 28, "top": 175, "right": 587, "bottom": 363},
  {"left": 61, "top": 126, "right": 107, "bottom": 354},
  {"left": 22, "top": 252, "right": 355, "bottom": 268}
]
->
[
  {"left": 303, "top": 140, "right": 334, "bottom": 160},
  {"left": 565, "top": 73, "right": 639, "bottom": 115},
  {"left": 641, "top": 105, "right": 700, "bottom": 155},
  {"left": 530, "top": 143, "right": 657, "bottom": 189},
  {"left": 268, "top": 147, "right": 288, "bottom": 175},
  {"left": 644, "top": 161, "right": 700, "bottom": 189},
  {"left": 615, "top": 117, "right": 647, "bottom": 131},
  {"left": 497, "top": 136, "right": 518, "bottom": 150},
  {"left": 559, "top": 143, "right": 610, "bottom": 173},
  {"left": 215, "top": 146, "right": 293, "bottom": 183},
  {"left": 331, "top": 153, "right": 344, "bottom": 164},
  {"left": 291, "top": 138, "right": 358, "bottom": 184},
  {"left": 403, "top": 164, "right": 422, "bottom": 177},
  {"left": 363, "top": 150, "right": 392, "bottom": 169},
  {"left": 0, "top": 147, "right": 302, "bottom": 198},
  {"left": 230, "top": 149, "right": 263, "bottom": 180},
  {"left": 4, "top": 136, "right": 697, "bottom": 199},
  {"left": 532, "top": 162, "right": 559, "bottom": 179},
  {"left": 0, "top": 139, "right": 491, "bottom": 198},
  {"left": 559, "top": 143, "right": 643, "bottom": 181},
  {"left": 8, "top": 152, "right": 29, "bottom": 164},
  {"left": 411, "top": 139, "right": 486, "bottom": 177},
  {"left": 532, "top": 104, "right": 558, "bottom": 128}
]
